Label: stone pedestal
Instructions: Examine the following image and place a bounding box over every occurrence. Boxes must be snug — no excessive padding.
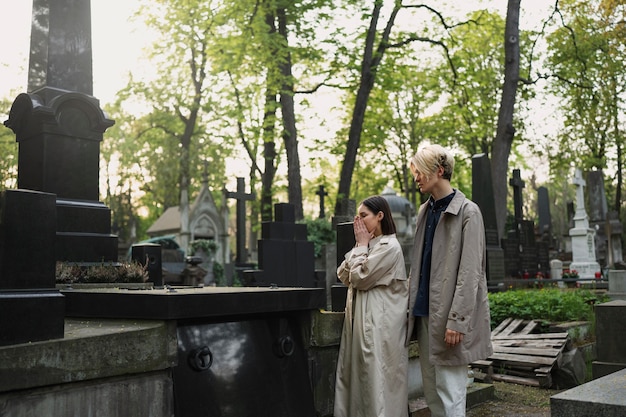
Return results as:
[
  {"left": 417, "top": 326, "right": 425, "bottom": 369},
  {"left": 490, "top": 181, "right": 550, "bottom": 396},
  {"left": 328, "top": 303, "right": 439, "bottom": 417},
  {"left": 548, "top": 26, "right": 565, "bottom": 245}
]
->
[
  {"left": 592, "top": 300, "right": 626, "bottom": 379},
  {"left": 551, "top": 368, "right": 626, "bottom": 417},
  {"left": 4, "top": 88, "right": 117, "bottom": 263},
  {"left": 608, "top": 270, "right": 626, "bottom": 301},
  {"left": 0, "top": 189, "right": 64, "bottom": 346},
  {"left": 569, "top": 227, "right": 601, "bottom": 279}
]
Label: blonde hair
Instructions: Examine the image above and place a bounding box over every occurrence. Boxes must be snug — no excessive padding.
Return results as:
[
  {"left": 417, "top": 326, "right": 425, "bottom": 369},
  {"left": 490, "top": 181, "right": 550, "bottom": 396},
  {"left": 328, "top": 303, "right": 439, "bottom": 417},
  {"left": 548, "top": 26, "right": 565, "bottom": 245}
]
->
[{"left": 409, "top": 144, "right": 455, "bottom": 181}]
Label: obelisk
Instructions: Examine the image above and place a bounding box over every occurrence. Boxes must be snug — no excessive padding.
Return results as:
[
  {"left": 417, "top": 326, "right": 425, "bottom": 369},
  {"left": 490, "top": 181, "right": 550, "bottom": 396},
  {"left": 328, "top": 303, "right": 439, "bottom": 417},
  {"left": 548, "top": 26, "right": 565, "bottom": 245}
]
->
[{"left": 5, "top": 0, "right": 118, "bottom": 263}]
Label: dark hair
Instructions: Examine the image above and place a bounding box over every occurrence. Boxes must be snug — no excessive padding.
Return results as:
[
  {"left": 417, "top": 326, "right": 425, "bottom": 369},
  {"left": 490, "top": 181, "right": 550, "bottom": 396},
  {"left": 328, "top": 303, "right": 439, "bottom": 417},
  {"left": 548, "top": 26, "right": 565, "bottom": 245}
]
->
[{"left": 361, "top": 195, "right": 397, "bottom": 235}]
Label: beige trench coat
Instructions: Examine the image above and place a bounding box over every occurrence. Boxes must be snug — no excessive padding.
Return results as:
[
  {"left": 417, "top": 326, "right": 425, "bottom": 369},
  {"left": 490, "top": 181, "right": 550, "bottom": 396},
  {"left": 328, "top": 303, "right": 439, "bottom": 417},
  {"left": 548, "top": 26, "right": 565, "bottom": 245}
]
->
[
  {"left": 334, "top": 234, "right": 409, "bottom": 417},
  {"left": 406, "top": 190, "right": 493, "bottom": 366}
]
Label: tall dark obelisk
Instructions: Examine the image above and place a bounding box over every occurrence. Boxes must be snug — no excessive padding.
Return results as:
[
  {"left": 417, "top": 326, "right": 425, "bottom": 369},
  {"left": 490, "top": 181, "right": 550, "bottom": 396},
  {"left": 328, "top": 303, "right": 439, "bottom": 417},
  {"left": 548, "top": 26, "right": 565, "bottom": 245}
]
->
[
  {"left": 5, "top": 0, "right": 118, "bottom": 263},
  {"left": 0, "top": 0, "right": 118, "bottom": 345}
]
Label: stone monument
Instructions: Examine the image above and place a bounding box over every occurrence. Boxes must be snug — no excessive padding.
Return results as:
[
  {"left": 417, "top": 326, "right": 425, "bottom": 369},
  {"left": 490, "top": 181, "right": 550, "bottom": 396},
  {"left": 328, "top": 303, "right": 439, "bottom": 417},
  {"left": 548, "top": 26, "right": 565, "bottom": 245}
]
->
[
  {"left": 501, "top": 169, "right": 548, "bottom": 278},
  {"left": 586, "top": 169, "right": 609, "bottom": 266},
  {"left": 1, "top": 0, "right": 118, "bottom": 346},
  {"left": 4, "top": 0, "right": 117, "bottom": 263},
  {"left": 472, "top": 153, "right": 505, "bottom": 284},
  {"left": 243, "top": 203, "right": 316, "bottom": 288},
  {"left": 569, "top": 169, "right": 601, "bottom": 279}
]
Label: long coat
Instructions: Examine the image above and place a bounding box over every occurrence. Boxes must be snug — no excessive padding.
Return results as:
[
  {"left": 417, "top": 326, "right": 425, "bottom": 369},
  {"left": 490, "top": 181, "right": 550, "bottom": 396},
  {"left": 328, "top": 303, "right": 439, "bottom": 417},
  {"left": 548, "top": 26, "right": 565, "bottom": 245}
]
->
[
  {"left": 334, "top": 234, "right": 409, "bottom": 417},
  {"left": 406, "top": 190, "right": 493, "bottom": 366}
]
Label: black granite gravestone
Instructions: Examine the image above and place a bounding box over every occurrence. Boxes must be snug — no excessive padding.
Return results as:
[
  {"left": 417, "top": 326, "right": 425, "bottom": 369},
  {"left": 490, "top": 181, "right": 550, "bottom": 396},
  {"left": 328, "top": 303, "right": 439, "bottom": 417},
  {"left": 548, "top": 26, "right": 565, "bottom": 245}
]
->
[
  {"left": 472, "top": 153, "right": 505, "bottom": 283},
  {"left": 244, "top": 203, "right": 316, "bottom": 288},
  {"left": 0, "top": 189, "right": 64, "bottom": 346},
  {"left": 331, "top": 221, "right": 354, "bottom": 311},
  {"left": 537, "top": 186, "right": 552, "bottom": 240},
  {"left": 501, "top": 170, "right": 549, "bottom": 278},
  {"left": 4, "top": 0, "right": 117, "bottom": 263},
  {"left": 131, "top": 243, "right": 163, "bottom": 288},
  {"left": 28, "top": 0, "right": 94, "bottom": 95}
]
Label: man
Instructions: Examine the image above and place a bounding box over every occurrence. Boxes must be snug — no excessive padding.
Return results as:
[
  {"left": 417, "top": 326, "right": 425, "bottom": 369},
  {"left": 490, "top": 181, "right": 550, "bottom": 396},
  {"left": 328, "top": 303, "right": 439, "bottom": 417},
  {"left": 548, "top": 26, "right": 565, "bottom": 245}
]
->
[{"left": 407, "top": 144, "right": 492, "bottom": 417}]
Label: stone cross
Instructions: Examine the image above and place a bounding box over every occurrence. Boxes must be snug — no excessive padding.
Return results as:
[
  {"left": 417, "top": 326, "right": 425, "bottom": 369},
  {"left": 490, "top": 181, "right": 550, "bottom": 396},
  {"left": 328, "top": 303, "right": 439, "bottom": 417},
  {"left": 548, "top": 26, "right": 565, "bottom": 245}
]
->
[
  {"left": 225, "top": 177, "right": 255, "bottom": 265},
  {"left": 573, "top": 168, "right": 588, "bottom": 220},
  {"left": 315, "top": 185, "right": 328, "bottom": 219},
  {"left": 509, "top": 169, "right": 525, "bottom": 224}
]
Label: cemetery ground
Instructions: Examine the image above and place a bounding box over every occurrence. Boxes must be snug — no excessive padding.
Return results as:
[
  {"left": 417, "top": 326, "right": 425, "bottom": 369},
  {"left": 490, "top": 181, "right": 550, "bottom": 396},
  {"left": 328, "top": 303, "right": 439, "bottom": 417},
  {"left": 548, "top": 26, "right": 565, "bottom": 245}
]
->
[
  {"left": 466, "top": 380, "right": 557, "bottom": 417},
  {"left": 412, "top": 379, "right": 559, "bottom": 416}
]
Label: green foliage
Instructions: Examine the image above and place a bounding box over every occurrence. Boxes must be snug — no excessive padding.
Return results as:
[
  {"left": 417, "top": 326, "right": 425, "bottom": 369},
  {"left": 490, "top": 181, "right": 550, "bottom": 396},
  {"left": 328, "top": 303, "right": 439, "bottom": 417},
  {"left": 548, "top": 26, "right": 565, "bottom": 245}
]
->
[
  {"left": 303, "top": 217, "right": 335, "bottom": 258},
  {"left": 213, "top": 261, "right": 225, "bottom": 286},
  {"left": 188, "top": 239, "right": 218, "bottom": 256},
  {"left": 0, "top": 96, "right": 18, "bottom": 191},
  {"left": 488, "top": 288, "right": 608, "bottom": 328}
]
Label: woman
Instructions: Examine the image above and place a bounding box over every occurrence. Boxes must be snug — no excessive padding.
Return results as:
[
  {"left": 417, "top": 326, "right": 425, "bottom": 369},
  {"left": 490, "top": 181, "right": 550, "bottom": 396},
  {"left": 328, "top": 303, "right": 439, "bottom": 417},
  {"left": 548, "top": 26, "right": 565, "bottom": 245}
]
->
[{"left": 334, "top": 195, "right": 409, "bottom": 417}]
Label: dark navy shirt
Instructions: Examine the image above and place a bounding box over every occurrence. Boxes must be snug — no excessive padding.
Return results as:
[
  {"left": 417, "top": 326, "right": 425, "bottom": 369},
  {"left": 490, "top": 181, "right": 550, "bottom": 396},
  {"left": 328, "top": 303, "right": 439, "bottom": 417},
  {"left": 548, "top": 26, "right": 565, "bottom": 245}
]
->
[{"left": 412, "top": 190, "right": 456, "bottom": 317}]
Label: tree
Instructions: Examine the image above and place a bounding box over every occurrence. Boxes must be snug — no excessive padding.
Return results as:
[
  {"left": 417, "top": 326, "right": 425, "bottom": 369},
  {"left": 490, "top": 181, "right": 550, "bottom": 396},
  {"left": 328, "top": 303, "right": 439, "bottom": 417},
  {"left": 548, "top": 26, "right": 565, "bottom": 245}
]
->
[
  {"left": 492, "top": 0, "right": 522, "bottom": 241},
  {"left": 545, "top": 0, "right": 626, "bottom": 218},
  {"left": 333, "top": 1, "right": 467, "bottom": 214},
  {"left": 0, "top": 96, "right": 18, "bottom": 191}
]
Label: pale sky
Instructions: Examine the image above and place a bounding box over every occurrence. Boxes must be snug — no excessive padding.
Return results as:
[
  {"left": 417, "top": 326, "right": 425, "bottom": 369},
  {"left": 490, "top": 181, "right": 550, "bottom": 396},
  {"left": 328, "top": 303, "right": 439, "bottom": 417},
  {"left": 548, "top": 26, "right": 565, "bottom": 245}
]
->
[
  {"left": 1, "top": 0, "right": 556, "bottom": 105},
  {"left": 1, "top": 0, "right": 148, "bottom": 104}
]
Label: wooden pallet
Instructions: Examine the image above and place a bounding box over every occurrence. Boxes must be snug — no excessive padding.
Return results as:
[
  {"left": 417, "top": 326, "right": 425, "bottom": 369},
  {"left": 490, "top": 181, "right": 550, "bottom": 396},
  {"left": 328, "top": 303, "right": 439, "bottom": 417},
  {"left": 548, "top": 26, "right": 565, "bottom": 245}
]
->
[{"left": 471, "top": 318, "right": 569, "bottom": 388}]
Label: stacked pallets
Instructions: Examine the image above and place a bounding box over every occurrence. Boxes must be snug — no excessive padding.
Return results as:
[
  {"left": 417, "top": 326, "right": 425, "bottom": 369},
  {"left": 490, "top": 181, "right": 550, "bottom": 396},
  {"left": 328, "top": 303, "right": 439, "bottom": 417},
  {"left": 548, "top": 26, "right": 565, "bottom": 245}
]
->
[{"left": 471, "top": 317, "right": 570, "bottom": 388}]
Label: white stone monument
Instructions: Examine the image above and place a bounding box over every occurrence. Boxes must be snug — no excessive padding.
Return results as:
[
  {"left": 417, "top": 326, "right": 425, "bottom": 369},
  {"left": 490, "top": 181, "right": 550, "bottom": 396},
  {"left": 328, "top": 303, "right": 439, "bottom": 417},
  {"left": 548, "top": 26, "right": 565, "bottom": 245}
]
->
[{"left": 569, "top": 169, "right": 602, "bottom": 279}]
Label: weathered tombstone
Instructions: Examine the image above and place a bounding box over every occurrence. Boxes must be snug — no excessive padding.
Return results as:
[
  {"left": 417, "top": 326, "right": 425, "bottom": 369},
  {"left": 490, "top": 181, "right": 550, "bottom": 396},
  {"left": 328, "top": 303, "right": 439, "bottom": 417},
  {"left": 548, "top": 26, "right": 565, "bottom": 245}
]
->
[
  {"left": 537, "top": 186, "right": 552, "bottom": 243},
  {"left": 607, "top": 270, "right": 626, "bottom": 301},
  {"left": 592, "top": 300, "right": 626, "bottom": 378},
  {"left": 472, "top": 153, "right": 505, "bottom": 284},
  {"left": 330, "top": 198, "right": 355, "bottom": 312},
  {"left": 0, "top": 190, "right": 64, "bottom": 346},
  {"left": 569, "top": 169, "right": 601, "bottom": 279},
  {"left": 4, "top": 0, "right": 117, "bottom": 263},
  {"left": 244, "top": 203, "right": 316, "bottom": 288},
  {"left": 605, "top": 211, "right": 624, "bottom": 269},
  {"left": 550, "top": 259, "right": 563, "bottom": 280},
  {"left": 586, "top": 170, "right": 609, "bottom": 266}
]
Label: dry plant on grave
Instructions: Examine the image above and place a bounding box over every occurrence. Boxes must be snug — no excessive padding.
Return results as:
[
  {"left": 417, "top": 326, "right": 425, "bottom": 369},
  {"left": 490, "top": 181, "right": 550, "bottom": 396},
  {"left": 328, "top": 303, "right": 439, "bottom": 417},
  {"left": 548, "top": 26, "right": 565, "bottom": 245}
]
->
[{"left": 56, "top": 261, "right": 148, "bottom": 284}]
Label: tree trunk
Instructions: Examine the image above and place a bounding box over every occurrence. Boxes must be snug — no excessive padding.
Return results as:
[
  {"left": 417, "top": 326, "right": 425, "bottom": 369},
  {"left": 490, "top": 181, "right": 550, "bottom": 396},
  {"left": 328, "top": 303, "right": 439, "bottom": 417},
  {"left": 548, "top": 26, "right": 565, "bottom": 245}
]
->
[
  {"left": 491, "top": 0, "right": 521, "bottom": 241},
  {"left": 261, "top": 91, "right": 277, "bottom": 222},
  {"left": 335, "top": 1, "right": 384, "bottom": 215},
  {"left": 260, "top": 10, "right": 277, "bottom": 222},
  {"left": 277, "top": 7, "right": 304, "bottom": 220}
]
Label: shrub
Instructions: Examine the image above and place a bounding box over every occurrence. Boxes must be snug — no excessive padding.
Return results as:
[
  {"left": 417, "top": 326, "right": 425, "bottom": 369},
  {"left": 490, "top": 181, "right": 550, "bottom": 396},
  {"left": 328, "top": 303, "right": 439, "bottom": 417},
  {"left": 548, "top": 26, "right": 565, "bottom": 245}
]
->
[
  {"left": 487, "top": 288, "right": 609, "bottom": 328},
  {"left": 56, "top": 261, "right": 148, "bottom": 284},
  {"left": 302, "top": 218, "right": 335, "bottom": 258}
]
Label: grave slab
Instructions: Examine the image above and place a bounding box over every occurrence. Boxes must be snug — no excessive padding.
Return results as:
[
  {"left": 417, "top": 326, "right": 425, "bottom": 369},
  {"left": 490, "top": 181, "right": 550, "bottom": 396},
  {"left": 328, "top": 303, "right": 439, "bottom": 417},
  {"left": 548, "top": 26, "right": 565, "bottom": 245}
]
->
[
  {"left": 61, "top": 286, "right": 324, "bottom": 320},
  {"left": 551, "top": 368, "right": 626, "bottom": 417}
]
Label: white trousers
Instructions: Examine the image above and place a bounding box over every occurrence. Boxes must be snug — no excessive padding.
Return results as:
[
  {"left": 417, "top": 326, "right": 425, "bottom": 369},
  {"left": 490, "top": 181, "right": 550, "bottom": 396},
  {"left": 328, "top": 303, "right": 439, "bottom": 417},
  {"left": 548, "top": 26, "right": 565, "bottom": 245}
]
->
[{"left": 417, "top": 316, "right": 468, "bottom": 417}]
